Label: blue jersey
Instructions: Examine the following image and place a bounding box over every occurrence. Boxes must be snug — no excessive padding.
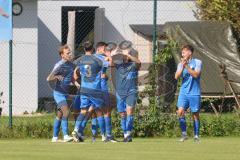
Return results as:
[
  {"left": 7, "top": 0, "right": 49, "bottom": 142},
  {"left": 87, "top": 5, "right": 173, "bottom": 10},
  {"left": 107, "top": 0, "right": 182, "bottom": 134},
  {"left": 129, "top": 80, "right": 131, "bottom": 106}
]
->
[
  {"left": 177, "top": 58, "right": 202, "bottom": 95},
  {"left": 75, "top": 55, "right": 103, "bottom": 95},
  {"left": 52, "top": 60, "right": 75, "bottom": 93},
  {"left": 94, "top": 53, "right": 110, "bottom": 92},
  {"left": 115, "top": 62, "right": 138, "bottom": 97},
  {"left": 94, "top": 53, "right": 109, "bottom": 69}
]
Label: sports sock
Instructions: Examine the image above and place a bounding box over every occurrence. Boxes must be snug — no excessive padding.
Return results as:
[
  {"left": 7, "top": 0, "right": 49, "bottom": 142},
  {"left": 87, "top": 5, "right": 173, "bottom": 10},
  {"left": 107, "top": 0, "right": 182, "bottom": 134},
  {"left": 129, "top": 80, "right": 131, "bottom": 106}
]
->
[
  {"left": 194, "top": 120, "right": 200, "bottom": 136},
  {"left": 179, "top": 117, "right": 187, "bottom": 135},
  {"left": 126, "top": 115, "right": 134, "bottom": 133},
  {"left": 79, "top": 112, "right": 91, "bottom": 136},
  {"left": 74, "top": 113, "right": 85, "bottom": 132},
  {"left": 53, "top": 117, "right": 61, "bottom": 137},
  {"left": 121, "top": 116, "right": 127, "bottom": 135},
  {"left": 91, "top": 117, "right": 98, "bottom": 136},
  {"left": 97, "top": 116, "right": 106, "bottom": 135},
  {"left": 105, "top": 116, "right": 112, "bottom": 137},
  {"left": 61, "top": 116, "right": 68, "bottom": 136}
]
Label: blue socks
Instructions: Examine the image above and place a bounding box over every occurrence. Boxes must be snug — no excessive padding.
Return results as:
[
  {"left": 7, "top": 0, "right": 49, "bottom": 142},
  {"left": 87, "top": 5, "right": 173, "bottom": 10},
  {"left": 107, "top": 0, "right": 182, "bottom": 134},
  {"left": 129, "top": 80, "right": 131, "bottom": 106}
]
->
[
  {"left": 91, "top": 118, "right": 98, "bottom": 136},
  {"left": 61, "top": 117, "right": 68, "bottom": 136},
  {"left": 179, "top": 117, "right": 200, "bottom": 136},
  {"left": 105, "top": 117, "right": 112, "bottom": 137},
  {"left": 78, "top": 113, "right": 92, "bottom": 136},
  {"left": 80, "top": 119, "right": 88, "bottom": 135},
  {"left": 74, "top": 113, "right": 85, "bottom": 131},
  {"left": 179, "top": 117, "right": 187, "bottom": 134},
  {"left": 97, "top": 116, "right": 106, "bottom": 135},
  {"left": 194, "top": 120, "right": 200, "bottom": 136},
  {"left": 53, "top": 118, "right": 61, "bottom": 137},
  {"left": 126, "top": 115, "right": 134, "bottom": 133},
  {"left": 121, "top": 116, "right": 127, "bottom": 135}
]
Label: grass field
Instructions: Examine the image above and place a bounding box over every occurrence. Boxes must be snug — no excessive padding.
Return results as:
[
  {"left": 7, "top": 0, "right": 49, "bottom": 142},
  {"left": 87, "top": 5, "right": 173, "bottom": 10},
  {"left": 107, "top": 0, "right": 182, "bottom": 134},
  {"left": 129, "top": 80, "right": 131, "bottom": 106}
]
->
[{"left": 0, "top": 137, "right": 239, "bottom": 160}]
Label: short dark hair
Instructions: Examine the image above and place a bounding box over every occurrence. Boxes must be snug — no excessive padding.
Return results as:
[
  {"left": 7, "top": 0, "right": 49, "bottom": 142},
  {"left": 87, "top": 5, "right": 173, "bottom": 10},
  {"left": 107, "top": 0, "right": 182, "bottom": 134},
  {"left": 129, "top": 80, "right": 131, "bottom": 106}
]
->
[
  {"left": 83, "top": 41, "right": 94, "bottom": 52},
  {"left": 119, "top": 40, "right": 132, "bottom": 50},
  {"left": 96, "top": 41, "right": 107, "bottom": 49},
  {"left": 182, "top": 44, "right": 194, "bottom": 53},
  {"left": 106, "top": 42, "right": 117, "bottom": 51},
  {"left": 58, "top": 44, "right": 69, "bottom": 56}
]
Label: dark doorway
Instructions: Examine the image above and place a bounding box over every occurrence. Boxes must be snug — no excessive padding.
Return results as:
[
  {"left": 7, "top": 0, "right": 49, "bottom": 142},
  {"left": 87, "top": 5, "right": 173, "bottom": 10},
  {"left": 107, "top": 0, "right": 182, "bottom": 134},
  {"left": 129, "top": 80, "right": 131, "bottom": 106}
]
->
[{"left": 61, "top": 6, "right": 98, "bottom": 57}]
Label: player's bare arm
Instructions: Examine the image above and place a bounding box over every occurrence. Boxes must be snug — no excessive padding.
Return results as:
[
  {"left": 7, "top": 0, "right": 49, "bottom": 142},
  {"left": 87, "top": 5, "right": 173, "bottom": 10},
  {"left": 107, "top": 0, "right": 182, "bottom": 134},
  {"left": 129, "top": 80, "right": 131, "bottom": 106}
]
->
[
  {"left": 73, "top": 67, "right": 80, "bottom": 80},
  {"left": 175, "top": 59, "right": 186, "bottom": 80},
  {"left": 122, "top": 50, "right": 141, "bottom": 69},
  {"left": 124, "top": 51, "right": 141, "bottom": 64},
  {"left": 46, "top": 72, "right": 63, "bottom": 82}
]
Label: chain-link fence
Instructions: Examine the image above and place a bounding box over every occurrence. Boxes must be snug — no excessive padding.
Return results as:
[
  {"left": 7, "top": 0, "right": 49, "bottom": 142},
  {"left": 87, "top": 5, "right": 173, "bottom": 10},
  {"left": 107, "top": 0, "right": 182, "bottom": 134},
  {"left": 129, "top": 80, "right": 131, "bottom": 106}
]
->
[{"left": 0, "top": 0, "right": 239, "bottom": 138}]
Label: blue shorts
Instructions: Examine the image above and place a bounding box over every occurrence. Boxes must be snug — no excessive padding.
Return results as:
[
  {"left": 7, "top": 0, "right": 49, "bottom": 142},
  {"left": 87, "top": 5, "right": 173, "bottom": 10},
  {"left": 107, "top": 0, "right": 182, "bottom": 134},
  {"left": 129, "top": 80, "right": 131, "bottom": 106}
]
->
[
  {"left": 116, "top": 93, "right": 137, "bottom": 113},
  {"left": 177, "top": 94, "right": 201, "bottom": 113},
  {"left": 80, "top": 94, "right": 104, "bottom": 109},
  {"left": 53, "top": 91, "right": 68, "bottom": 108},
  {"left": 73, "top": 95, "right": 81, "bottom": 110}
]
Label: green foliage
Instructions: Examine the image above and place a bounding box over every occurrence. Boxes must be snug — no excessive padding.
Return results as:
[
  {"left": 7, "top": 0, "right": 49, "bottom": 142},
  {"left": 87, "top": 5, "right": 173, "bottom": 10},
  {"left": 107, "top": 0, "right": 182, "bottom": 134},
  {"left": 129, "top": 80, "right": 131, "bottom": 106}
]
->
[
  {"left": 133, "top": 109, "right": 178, "bottom": 137},
  {"left": 154, "top": 40, "right": 177, "bottom": 65},
  {"left": 141, "top": 40, "right": 179, "bottom": 112},
  {"left": 196, "top": 0, "right": 240, "bottom": 47},
  {"left": 1, "top": 113, "right": 240, "bottom": 138},
  {"left": 200, "top": 115, "right": 240, "bottom": 136},
  {"left": 0, "top": 116, "right": 54, "bottom": 138}
]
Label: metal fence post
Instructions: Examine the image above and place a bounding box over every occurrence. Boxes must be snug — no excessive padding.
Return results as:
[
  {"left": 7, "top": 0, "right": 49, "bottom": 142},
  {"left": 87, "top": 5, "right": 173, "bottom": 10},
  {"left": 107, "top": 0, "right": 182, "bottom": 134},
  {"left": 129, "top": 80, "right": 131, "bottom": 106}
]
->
[{"left": 9, "top": 39, "right": 13, "bottom": 128}]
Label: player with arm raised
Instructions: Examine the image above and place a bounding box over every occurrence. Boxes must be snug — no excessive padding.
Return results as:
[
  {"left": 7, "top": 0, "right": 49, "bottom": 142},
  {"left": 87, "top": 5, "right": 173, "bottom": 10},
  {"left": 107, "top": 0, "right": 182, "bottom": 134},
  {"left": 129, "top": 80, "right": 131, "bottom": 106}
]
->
[
  {"left": 94, "top": 42, "right": 118, "bottom": 142},
  {"left": 112, "top": 41, "right": 141, "bottom": 142},
  {"left": 175, "top": 45, "right": 202, "bottom": 142}
]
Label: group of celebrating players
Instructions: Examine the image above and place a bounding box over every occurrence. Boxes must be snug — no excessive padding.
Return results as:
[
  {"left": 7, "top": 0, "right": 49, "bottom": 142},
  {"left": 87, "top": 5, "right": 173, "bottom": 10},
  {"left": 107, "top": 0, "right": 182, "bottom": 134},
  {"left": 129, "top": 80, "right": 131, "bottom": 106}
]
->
[
  {"left": 47, "top": 40, "right": 202, "bottom": 143},
  {"left": 47, "top": 40, "right": 141, "bottom": 143}
]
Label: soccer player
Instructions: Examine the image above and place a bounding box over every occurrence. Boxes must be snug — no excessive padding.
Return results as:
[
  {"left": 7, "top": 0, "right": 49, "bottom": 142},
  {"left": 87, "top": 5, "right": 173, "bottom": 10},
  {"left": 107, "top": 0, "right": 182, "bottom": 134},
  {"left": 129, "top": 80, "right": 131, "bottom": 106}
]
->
[
  {"left": 47, "top": 44, "right": 74, "bottom": 142},
  {"left": 175, "top": 44, "right": 202, "bottom": 142},
  {"left": 71, "top": 60, "right": 99, "bottom": 142},
  {"left": 71, "top": 41, "right": 105, "bottom": 142},
  {"left": 113, "top": 40, "right": 141, "bottom": 142},
  {"left": 94, "top": 42, "right": 117, "bottom": 142}
]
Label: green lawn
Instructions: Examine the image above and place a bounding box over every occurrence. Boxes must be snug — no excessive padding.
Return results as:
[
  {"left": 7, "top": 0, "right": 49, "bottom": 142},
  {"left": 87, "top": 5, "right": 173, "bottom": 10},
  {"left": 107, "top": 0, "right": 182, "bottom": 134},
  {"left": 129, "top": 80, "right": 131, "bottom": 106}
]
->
[{"left": 0, "top": 137, "right": 239, "bottom": 160}]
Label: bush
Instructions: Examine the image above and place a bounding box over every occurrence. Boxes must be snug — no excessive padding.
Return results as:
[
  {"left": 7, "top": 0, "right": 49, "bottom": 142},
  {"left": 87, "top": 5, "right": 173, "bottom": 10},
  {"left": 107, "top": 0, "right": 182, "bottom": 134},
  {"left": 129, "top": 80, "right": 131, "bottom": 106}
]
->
[{"left": 0, "top": 112, "right": 240, "bottom": 139}]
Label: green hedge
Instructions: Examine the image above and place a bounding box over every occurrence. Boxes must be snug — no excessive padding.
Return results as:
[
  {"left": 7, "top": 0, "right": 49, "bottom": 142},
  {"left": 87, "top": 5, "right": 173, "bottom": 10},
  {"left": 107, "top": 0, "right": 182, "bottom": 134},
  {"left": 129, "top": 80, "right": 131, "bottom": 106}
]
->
[{"left": 0, "top": 112, "right": 240, "bottom": 139}]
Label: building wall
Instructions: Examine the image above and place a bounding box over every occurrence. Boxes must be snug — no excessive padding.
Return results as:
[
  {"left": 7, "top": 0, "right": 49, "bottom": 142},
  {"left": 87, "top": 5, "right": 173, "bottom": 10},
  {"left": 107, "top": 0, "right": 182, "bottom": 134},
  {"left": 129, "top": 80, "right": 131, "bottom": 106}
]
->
[
  {"left": 133, "top": 31, "right": 152, "bottom": 92},
  {"left": 38, "top": 0, "right": 197, "bottom": 98},
  {"left": 0, "top": 0, "right": 38, "bottom": 115}
]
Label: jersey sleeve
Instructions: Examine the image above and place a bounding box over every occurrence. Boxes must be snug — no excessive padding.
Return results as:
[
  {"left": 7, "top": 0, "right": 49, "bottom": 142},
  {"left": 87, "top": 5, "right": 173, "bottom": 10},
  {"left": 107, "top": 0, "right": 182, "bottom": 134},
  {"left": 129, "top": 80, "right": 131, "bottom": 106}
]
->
[
  {"left": 176, "top": 63, "right": 183, "bottom": 72},
  {"left": 103, "top": 60, "right": 109, "bottom": 68},
  {"left": 195, "top": 59, "right": 202, "bottom": 72},
  {"left": 51, "top": 63, "right": 62, "bottom": 75},
  {"left": 73, "top": 57, "right": 82, "bottom": 65}
]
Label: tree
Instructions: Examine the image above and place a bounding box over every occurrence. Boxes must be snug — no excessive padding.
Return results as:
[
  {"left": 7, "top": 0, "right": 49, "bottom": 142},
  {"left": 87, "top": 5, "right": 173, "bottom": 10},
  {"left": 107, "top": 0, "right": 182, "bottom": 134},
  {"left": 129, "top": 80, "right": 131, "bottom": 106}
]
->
[{"left": 195, "top": 0, "right": 240, "bottom": 47}]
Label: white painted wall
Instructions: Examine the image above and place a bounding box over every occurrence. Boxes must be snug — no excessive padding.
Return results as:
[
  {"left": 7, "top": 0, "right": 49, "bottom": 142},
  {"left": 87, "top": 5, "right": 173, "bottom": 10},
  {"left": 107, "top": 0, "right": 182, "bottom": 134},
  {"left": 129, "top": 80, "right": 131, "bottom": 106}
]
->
[
  {"left": 0, "top": 0, "right": 38, "bottom": 115},
  {"left": 38, "top": 0, "right": 197, "bottom": 98},
  {"left": 0, "top": 0, "right": 197, "bottom": 114}
]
